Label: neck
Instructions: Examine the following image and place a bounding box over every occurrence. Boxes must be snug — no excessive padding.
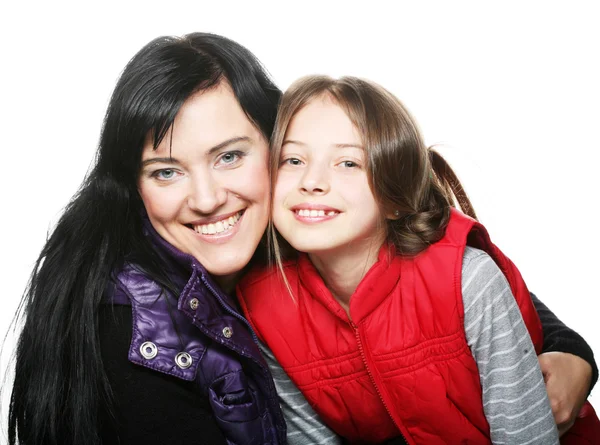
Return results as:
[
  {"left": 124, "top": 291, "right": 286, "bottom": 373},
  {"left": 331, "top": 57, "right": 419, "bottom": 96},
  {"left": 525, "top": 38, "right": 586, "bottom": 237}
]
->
[
  {"left": 213, "top": 272, "right": 241, "bottom": 295},
  {"left": 309, "top": 236, "right": 385, "bottom": 315}
]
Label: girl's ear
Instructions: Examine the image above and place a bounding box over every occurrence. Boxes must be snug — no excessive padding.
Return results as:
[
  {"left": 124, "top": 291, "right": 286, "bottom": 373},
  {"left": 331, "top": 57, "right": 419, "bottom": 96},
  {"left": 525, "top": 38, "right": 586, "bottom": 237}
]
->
[{"left": 386, "top": 209, "right": 401, "bottom": 220}]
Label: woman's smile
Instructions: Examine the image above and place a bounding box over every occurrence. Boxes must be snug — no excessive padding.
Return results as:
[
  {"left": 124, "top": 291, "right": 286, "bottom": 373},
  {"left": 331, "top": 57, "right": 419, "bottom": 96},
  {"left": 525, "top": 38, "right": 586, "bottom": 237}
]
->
[
  {"left": 187, "top": 209, "right": 244, "bottom": 243},
  {"left": 138, "top": 83, "right": 270, "bottom": 279}
]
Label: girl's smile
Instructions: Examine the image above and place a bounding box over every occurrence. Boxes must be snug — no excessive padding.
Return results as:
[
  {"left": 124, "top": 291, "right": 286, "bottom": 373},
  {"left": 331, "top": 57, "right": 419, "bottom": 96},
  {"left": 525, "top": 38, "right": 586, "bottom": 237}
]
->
[
  {"left": 291, "top": 204, "right": 341, "bottom": 223},
  {"left": 273, "top": 95, "right": 386, "bottom": 259}
]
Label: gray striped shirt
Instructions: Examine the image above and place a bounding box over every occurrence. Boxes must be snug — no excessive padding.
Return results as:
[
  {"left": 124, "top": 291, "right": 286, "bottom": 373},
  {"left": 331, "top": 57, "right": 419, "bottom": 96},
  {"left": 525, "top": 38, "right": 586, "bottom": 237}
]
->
[{"left": 260, "top": 247, "right": 558, "bottom": 444}]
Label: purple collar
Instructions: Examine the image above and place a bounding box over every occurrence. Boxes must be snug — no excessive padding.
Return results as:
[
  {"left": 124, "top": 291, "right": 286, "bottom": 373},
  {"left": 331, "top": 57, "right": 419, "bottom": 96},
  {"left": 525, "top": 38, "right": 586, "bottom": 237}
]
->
[{"left": 140, "top": 216, "right": 241, "bottom": 311}]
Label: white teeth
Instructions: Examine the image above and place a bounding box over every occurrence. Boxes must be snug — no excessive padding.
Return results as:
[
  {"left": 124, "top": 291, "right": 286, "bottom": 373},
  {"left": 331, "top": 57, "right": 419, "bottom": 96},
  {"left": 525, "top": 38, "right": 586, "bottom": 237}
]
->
[
  {"left": 295, "top": 209, "right": 338, "bottom": 217},
  {"left": 193, "top": 211, "right": 242, "bottom": 235}
]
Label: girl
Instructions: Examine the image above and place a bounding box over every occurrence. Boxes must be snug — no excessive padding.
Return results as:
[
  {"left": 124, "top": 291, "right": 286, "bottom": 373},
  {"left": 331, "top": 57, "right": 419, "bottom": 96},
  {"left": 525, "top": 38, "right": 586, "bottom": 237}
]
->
[{"left": 237, "top": 76, "right": 599, "bottom": 444}]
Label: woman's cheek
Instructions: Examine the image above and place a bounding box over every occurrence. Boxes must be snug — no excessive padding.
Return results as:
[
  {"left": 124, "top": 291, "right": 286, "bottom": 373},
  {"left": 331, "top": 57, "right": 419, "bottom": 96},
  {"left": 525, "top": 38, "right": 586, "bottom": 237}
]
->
[{"left": 140, "top": 183, "right": 183, "bottom": 223}]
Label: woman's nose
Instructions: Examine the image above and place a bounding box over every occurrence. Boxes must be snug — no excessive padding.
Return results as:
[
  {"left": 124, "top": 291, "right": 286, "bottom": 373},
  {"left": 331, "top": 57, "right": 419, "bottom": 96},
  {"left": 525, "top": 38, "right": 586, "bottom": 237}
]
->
[{"left": 187, "top": 173, "right": 227, "bottom": 214}]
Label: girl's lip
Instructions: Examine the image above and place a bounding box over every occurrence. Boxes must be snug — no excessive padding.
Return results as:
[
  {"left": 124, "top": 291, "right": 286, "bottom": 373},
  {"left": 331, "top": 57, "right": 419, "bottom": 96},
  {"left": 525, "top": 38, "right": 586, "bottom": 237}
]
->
[
  {"left": 290, "top": 203, "right": 341, "bottom": 212},
  {"left": 292, "top": 209, "right": 340, "bottom": 224}
]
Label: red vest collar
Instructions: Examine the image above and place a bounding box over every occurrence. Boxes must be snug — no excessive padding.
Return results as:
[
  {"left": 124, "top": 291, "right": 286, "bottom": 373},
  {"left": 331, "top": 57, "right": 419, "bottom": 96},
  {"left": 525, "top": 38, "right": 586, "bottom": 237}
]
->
[{"left": 296, "top": 244, "right": 402, "bottom": 323}]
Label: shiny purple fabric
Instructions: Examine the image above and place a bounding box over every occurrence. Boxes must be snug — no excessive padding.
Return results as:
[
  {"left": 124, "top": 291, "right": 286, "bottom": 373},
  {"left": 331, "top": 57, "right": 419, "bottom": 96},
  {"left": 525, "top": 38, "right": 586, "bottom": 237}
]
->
[{"left": 105, "top": 221, "right": 286, "bottom": 444}]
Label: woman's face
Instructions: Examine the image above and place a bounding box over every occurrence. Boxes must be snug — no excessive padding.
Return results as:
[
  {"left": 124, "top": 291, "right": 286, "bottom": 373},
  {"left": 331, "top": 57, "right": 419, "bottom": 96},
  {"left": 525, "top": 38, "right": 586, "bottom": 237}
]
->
[{"left": 138, "top": 83, "right": 270, "bottom": 288}]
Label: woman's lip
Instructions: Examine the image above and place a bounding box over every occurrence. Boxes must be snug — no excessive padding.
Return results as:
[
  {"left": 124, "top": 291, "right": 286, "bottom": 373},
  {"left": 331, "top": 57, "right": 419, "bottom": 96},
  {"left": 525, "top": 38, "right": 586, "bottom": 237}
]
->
[
  {"left": 187, "top": 209, "right": 244, "bottom": 226},
  {"left": 188, "top": 211, "right": 244, "bottom": 244}
]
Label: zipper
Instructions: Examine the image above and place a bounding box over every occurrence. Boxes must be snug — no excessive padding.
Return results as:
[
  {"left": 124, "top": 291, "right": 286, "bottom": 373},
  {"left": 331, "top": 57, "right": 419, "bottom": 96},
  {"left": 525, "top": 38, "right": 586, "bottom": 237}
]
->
[
  {"left": 200, "top": 272, "right": 287, "bottom": 443},
  {"left": 352, "top": 321, "right": 409, "bottom": 445},
  {"left": 200, "top": 273, "right": 260, "bottom": 345}
]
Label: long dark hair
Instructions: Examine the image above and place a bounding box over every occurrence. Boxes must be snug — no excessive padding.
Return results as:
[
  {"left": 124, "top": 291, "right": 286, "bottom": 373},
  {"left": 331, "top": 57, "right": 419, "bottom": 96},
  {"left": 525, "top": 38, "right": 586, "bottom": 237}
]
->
[{"left": 8, "top": 32, "right": 281, "bottom": 445}]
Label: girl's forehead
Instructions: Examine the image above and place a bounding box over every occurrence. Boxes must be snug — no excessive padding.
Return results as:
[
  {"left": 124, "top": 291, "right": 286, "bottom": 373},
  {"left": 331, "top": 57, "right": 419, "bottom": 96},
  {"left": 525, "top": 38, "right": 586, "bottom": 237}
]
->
[{"left": 285, "top": 98, "right": 361, "bottom": 145}]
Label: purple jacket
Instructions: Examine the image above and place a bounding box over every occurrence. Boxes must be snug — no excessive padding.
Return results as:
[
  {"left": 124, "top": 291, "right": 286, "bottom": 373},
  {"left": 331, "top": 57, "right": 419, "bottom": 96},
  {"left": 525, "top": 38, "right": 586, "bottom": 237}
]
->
[{"left": 104, "top": 221, "right": 287, "bottom": 444}]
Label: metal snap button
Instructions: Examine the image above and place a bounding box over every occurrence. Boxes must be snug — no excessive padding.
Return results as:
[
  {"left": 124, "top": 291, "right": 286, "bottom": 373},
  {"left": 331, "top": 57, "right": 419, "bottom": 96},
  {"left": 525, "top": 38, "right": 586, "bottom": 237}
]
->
[
  {"left": 140, "top": 341, "right": 158, "bottom": 359},
  {"left": 222, "top": 326, "right": 233, "bottom": 338},
  {"left": 189, "top": 298, "right": 199, "bottom": 310},
  {"left": 175, "top": 352, "right": 193, "bottom": 369}
]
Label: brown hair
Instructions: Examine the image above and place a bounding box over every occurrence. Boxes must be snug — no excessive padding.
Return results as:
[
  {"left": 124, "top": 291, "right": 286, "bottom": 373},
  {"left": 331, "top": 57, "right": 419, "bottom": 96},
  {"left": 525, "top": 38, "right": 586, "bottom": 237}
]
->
[{"left": 269, "top": 75, "right": 476, "bottom": 272}]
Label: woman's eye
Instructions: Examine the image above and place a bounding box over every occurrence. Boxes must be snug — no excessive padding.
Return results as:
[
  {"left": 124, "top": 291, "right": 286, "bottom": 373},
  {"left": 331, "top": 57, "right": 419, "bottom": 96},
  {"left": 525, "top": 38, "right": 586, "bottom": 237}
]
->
[
  {"left": 218, "top": 150, "right": 244, "bottom": 166},
  {"left": 153, "top": 169, "right": 177, "bottom": 180},
  {"left": 341, "top": 160, "right": 358, "bottom": 168}
]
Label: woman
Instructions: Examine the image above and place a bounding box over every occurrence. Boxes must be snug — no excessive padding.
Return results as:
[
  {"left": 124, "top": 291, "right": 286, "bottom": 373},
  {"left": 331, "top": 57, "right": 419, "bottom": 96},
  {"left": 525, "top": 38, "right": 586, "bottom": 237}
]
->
[
  {"left": 8, "top": 33, "right": 284, "bottom": 445},
  {"left": 7, "top": 33, "right": 596, "bottom": 445}
]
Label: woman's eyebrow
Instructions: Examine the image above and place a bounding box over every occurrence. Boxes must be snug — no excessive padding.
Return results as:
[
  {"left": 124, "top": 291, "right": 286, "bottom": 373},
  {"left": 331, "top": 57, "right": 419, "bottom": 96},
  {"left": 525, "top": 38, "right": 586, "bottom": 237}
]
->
[
  {"left": 207, "top": 136, "right": 252, "bottom": 155},
  {"left": 141, "top": 136, "right": 253, "bottom": 167},
  {"left": 141, "top": 157, "right": 182, "bottom": 168}
]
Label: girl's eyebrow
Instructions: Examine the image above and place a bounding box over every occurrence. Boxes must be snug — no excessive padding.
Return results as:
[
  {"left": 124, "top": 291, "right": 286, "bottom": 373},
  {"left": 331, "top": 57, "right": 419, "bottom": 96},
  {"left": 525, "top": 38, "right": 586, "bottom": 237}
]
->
[
  {"left": 282, "top": 140, "right": 363, "bottom": 150},
  {"left": 282, "top": 139, "right": 304, "bottom": 147},
  {"left": 334, "top": 143, "right": 364, "bottom": 150}
]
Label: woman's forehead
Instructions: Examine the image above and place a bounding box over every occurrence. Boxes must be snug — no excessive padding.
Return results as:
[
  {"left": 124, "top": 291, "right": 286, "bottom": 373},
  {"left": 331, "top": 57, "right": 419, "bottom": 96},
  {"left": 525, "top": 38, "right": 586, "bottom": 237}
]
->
[{"left": 142, "top": 85, "right": 263, "bottom": 159}]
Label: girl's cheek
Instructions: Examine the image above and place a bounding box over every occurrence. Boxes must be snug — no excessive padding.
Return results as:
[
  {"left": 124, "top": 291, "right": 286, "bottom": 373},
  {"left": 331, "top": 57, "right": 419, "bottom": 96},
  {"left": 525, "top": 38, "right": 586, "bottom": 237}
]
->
[{"left": 272, "top": 182, "right": 288, "bottom": 208}]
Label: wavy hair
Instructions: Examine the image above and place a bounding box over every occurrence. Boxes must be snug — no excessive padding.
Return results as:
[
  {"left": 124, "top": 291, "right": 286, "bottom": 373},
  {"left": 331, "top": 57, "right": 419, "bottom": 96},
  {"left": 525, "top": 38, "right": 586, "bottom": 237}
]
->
[{"left": 269, "top": 75, "right": 475, "bottom": 274}]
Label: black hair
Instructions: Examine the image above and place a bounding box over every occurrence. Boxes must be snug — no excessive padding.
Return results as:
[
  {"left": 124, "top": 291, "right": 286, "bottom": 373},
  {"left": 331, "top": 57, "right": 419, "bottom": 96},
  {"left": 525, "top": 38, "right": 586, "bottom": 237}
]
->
[{"left": 7, "top": 32, "right": 281, "bottom": 445}]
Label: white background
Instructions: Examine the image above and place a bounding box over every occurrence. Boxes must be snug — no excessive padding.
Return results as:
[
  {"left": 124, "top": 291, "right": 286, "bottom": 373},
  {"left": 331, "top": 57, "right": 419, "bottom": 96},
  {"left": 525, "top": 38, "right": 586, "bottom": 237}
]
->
[{"left": 1, "top": 0, "right": 598, "bottom": 436}]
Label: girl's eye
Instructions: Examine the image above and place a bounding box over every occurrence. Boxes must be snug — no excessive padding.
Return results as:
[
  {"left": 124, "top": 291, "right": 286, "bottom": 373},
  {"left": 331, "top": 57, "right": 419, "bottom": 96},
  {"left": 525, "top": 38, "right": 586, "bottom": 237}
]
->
[
  {"left": 282, "top": 157, "right": 303, "bottom": 166},
  {"left": 340, "top": 160, "right": 358, "bottom": 168}
]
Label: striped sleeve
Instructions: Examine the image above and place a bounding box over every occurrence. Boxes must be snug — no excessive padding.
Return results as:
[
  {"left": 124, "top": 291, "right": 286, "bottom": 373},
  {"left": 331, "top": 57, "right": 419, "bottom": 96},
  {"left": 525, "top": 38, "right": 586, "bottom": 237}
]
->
[
  {"left": 259, "top": 342, "right": 342, "bottom": 445},
  {"left": 462, "top": 247, "right": 559, "bottom": 445}
]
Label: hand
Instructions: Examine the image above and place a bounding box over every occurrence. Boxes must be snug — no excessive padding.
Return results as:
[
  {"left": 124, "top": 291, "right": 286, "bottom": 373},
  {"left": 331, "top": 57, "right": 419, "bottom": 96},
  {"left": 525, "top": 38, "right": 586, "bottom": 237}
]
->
[{"left": 538, "top": 351, "right": 592, "bottom": 436}]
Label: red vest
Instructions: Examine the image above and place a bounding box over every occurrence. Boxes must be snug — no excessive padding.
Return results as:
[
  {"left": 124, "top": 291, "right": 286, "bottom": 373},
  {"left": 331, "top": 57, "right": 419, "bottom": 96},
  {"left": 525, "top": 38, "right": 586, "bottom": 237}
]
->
[{"left": 238, "top": 209, "right": 598, "bottom": 444}]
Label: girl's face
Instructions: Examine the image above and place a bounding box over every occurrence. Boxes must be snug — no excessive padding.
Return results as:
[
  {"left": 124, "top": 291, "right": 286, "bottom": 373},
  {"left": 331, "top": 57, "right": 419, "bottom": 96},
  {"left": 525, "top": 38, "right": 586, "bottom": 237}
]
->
[
  {"left": 138, "top": 83, "right": 270, "bottom": 288},
  {"left": 273, "top": 96, "right": 387, "bottom": 257}
]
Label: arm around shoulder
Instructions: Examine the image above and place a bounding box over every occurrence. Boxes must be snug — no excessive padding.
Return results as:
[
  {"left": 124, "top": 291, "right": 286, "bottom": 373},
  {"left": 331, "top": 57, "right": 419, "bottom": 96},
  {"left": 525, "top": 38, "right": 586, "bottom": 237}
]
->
[{"left": 532, "top": 292, "right": 597, "bottom": 393}]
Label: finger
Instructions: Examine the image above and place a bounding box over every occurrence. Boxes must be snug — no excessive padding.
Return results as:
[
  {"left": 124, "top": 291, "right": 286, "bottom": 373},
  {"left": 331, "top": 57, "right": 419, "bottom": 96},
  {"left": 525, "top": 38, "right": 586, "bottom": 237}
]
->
[{"left": 557, "top": 420, "right": 575, "bottom": 437}]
